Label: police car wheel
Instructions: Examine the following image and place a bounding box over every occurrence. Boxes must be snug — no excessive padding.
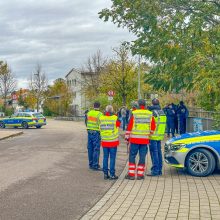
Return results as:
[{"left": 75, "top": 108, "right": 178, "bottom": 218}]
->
[
  {"left": 22, "top": 122, "right": 29, "bottom": 129},
  {"left": 0, "top": 122, "right": 5, "bottom": 128},
  {"left": 186, "top": 149, "right": 215, "bottom": 177},
  {"left": 36, "top": 126, "right": 42, "bottom": 129}
]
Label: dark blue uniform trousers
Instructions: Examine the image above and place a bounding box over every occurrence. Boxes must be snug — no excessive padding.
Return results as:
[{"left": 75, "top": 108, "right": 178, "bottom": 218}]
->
[
  {"left": 87, "top": 130, "right": 101, "bottom": 169},
  {"left": 149, "top": 140, "right": 163, "bottom": 175}
]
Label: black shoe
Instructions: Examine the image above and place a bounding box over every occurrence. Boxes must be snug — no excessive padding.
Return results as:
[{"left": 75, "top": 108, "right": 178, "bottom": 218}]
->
[
  {"left": 104, "top": 174, "right": 110, "bottom": 180},
  {"left": 91, "top": 167, "right": 102, "bottom": 171},
  {"left": 125, "top": 174, "right": 135, "bottom": 180},
  {"left": 109, "top": 175, "right": 118, "bottom": 180},
  {"left": 137, "top": 175, "right": 145, "bottom": 180},
  {"left": 146, "top": 172, "right": 160, "bottom": 176}
]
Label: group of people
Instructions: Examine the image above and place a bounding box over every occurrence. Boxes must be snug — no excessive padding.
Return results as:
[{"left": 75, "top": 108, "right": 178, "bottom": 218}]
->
[
  {"left": 85, "top": 98, "right": 169, "bottom": 180},
  {"left": 163, "top": 101, "right": 189, "bottom": 138}
]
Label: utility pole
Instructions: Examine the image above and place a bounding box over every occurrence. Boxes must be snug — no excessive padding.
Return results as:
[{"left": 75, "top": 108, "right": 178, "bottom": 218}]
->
[{"left": 138, "top": 54, "right": 141, "bottom": 99}]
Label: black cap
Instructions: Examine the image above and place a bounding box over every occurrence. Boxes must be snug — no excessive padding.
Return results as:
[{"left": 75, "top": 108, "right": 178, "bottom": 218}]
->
[{"left": 94, "top": 101, "right": 100, "bottom": 109}]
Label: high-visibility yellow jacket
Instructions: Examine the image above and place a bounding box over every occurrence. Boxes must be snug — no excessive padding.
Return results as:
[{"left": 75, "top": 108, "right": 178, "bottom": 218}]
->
[
  {"left": 130, "top": 109, "right": 153, "bottom": 140},
  {"left": 150, "top": 110, "right": 167, "bottom": 141},
  {"left": 99, "top": 115, "right": 119, "bottom": 145},
  {"left": 86, "top": 110, "right": 103, "bottom": 131}
]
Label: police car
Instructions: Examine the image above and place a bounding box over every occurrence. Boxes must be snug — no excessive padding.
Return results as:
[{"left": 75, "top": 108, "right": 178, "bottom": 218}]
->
[
  {"left": 164, "top": 130, "right": 220, "bottom": 177},
  {"left": 0, "top": 112, "right": 46, "bottom": 129}
]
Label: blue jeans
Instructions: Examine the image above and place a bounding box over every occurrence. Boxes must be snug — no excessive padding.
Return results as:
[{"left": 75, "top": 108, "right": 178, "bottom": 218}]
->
[
  {"left": 149, "top": 140, "right": 163, "bottom": 174},
  {"left": 103, "top": 147, "right": 117, "bottom": 176},
  {"left": 129, "top": 143, "right": 148, "bottom": 165},
  {"left": 87, "top": 130, "right": 101, "bottom": 169}
]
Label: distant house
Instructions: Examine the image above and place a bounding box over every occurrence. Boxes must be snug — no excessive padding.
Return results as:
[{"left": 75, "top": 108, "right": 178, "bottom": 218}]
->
[{"left": 65, "top": 68, "right": 91, "bottom": 116}]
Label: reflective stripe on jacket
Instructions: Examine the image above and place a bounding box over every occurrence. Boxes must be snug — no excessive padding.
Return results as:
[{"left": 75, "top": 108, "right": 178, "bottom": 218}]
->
[
  {"left": 99, "top": 115, "right": 119, "bottom": 143},
  {"left": 87, "top": 110, "right": 103, "bottom": 131},
  {"left": 150, "top": 110, "right": 167, "bottom": 141}
]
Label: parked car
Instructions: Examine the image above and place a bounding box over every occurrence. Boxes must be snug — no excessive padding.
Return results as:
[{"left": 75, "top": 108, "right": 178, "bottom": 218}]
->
[
  {"left": 164, "top": 130, "right": 220, "bottom": 177},
  {"left": 0, "top": 112, "right": 46, "bottom": 129}
]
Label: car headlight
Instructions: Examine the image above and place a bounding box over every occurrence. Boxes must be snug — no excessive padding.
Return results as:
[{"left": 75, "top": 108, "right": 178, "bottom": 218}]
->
[{"left": 170, "top": 143, "right": 186, "bottom": 151}]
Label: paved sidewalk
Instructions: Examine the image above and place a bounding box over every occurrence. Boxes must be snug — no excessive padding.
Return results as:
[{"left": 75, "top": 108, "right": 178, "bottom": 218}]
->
[
  {"left": 82, "top": 152, "right": 220, "bottom": 220},
  {"left": 0, "top": 131, "right": 23, "bottom": 140}
]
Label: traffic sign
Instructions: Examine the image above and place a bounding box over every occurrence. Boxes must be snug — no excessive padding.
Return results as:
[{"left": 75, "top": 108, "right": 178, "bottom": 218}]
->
[
  {"left": 107, "top": 90, "right": 115, "bottom": 97},
  {"left": 108, "top": 96, "right": 113, "bottom": 101}
]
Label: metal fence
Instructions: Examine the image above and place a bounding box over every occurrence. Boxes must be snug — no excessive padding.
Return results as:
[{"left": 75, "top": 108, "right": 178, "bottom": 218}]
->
[
  {"left": 189, "top": 108, "right": 220, "bottom": 119},
  {"left": 187, "top": 108, "right": 220, "bottom": 132},
  {"left": 55, "top": 116, "right": 84, "bottom": 122}
]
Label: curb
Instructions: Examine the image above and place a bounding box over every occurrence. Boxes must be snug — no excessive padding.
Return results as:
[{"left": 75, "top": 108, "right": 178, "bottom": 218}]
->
[
  {"left": 0, "top": 131, "right": 24, "bottom": 141},
  {"left": 80, "top": 162, "right": 128, "bottom": 220}
]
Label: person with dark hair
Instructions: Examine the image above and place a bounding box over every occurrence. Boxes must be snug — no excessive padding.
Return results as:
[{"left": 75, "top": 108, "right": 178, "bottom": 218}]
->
[
  {"left": 125, "top": 99, "right": 156, "bottom": 180},
  {"left": 164, "top": 104, "right": 175, "bottom": 138},
  {"left": 171, "top": 103, "right": 178, "bottom": 134},
  {"left": 177, "top": 101, "right": 189, "bottom": 134},
  {"left": 148, "top": 99, "right": 167, "bottom": 176},
  {"left": 86, "top": 101, "right": 103, "bottom": 171}
]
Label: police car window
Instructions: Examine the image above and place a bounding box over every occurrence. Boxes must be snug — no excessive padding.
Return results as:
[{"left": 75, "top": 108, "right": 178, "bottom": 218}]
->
[
  {"left": 33, "top": 113, "right": 44, "bottom": 117},
  {"left": 24, "top": 113, "right": 31, "bottom": 117}
]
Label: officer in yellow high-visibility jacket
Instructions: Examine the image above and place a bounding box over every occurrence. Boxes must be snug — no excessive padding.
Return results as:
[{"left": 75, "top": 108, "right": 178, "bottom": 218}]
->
[
  {"left": 99, "top": 105, "right": 121, "bottom": 180},
  {"left": 147, "top": 98, "right": 167, "bottom": 176},
  {"left": 86, "top": 101, "right": 103, "bottom": 171}
]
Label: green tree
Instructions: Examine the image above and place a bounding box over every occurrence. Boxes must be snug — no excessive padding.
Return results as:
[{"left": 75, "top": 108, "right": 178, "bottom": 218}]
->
[
  {"left": 100, "top": 45, "right": 138, "bottom": 106},
  {"left": 99, "top": 0, "right": 220, "bottom": 105},
  {"left": 43, "top": 79, "right": 72, "bottom": 116}
]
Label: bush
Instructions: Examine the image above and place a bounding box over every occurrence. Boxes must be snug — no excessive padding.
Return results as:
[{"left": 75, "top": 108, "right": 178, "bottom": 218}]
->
[
  {"left": 4, "top": 108, "right": 14, "bottom": 116},
  {"left": 213, "top": 104, "right": 220, "bottom": 130}
]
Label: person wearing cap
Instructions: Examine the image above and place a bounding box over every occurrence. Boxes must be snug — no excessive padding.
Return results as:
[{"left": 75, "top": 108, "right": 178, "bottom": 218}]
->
[
  {"left": 148, "top": 98, "right": 167, "bottom": 176},
  {"left": 99, "top": 105, "right": 121, "bottom": 180},
  {"left": 125, "top": 99, "right": 156, "bottom": 180},
  {"left": 86, "top": 101, "right": 103, "bottom": 171}
]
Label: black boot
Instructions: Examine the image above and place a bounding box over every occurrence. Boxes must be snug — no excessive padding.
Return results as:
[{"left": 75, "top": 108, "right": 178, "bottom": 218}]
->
[
  {"left": 109, "top": 175, "right": 118, "bottom": 180},
  {"left": 104, "top": 174, "right": 110, "bottom": 180},
  {"left": 125, "top": 174, "right": 135, "bottom": 180},
  {"left": 137, "top": 175, "right": 145, "bottom": 180}
]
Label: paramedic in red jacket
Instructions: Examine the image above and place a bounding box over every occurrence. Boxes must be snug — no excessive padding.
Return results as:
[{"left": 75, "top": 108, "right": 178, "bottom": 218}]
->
[{"left": 125, "top": 99, "right": 156, "bottom": 180}]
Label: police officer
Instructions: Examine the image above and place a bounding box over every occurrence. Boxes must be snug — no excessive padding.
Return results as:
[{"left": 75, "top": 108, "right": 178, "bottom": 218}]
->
[
  {"left": 125, "top": 99, "right": 156, "bottom": 180},
  {"left": 177, "top": 101, "right": 189, "bottom": 134},
  {"left": 164, "top": 104, "right": 175, "bottom": 138},
  {"left": 99, "top": 105, "right": 121, "bottom": 180},
  {"left": 148, "top": 98, "right": 167, "bottom": 176},
  {"left": 86, "top": 101, "right": 103, "bottom": 170}
]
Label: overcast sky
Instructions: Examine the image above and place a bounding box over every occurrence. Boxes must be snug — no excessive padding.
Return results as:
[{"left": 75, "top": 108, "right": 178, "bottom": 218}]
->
[{"left": 0, "top": 0, "right": 134, "bottom": 88}]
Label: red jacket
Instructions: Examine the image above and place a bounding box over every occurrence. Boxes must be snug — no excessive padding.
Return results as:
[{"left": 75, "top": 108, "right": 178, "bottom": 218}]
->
[
  {"left": 126, "top": 106, "right": 156, "bottom": 144},
  {"left": 101, "top": 112, "right": 121, "bottom": 148}
]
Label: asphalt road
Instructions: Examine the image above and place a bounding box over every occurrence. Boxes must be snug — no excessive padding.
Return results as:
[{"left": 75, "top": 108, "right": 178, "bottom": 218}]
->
[{"left": 0, "top": 119, "right": 127, "bottom": 220}]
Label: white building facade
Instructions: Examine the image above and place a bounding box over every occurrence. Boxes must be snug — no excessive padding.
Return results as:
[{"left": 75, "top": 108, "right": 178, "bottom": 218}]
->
[{"left": 65, "top": 68, "right": 90, "bottom": 116}]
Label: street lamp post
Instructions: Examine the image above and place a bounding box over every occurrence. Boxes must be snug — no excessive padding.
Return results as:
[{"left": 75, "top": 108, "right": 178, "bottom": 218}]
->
[
  {"left": 138, "top": 54, "right": 142, "bottom": 99},
  {"left": 34, "top": 73, "right": 40, "bottom": 112}
]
